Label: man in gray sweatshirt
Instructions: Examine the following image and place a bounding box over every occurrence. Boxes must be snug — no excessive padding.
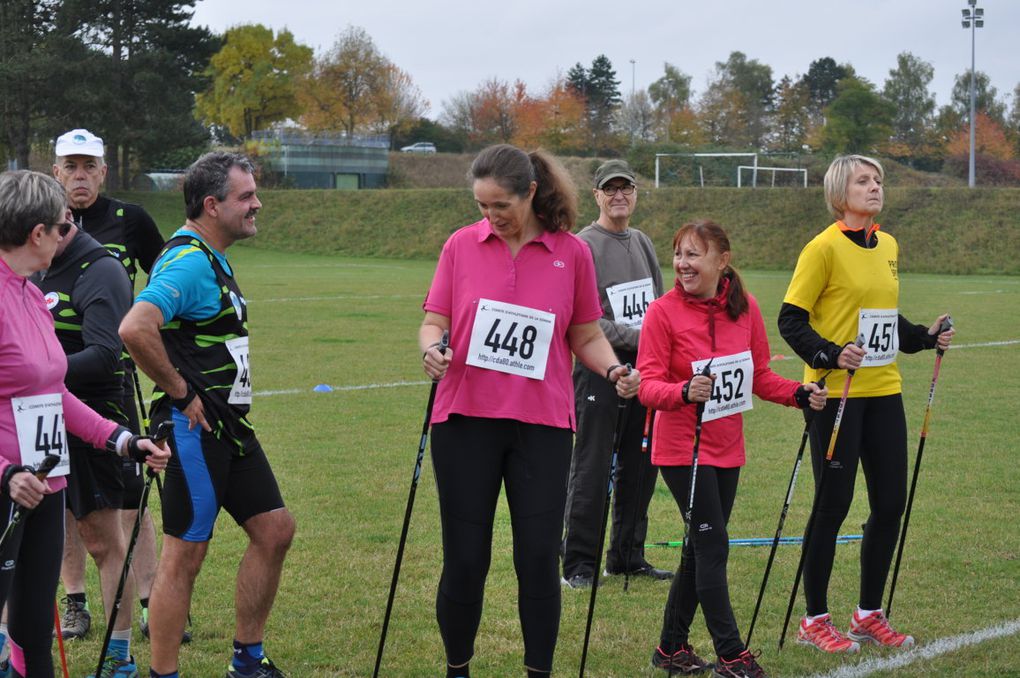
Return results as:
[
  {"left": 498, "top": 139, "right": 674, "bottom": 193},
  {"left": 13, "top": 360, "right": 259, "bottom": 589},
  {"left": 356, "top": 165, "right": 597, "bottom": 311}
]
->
[{"left": 561, "top": 160, "right": 671, "bottom": 588}]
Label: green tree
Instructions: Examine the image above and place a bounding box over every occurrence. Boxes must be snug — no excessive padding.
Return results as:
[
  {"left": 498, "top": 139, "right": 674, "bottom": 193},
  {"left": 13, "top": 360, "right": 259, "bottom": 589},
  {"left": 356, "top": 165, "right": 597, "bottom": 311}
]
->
[
  {"left": 648, "top": 62, "right": 692, "bottom": 142},
  {"left": 77, "top": 0, "right": 218, "bottom": 187},
  {"left": 798, "top": 57, "right": 854, "bottom": 126},
  {"left": 698, "top": 51, "right": 774, "bottom": 148},
  {"left": 821, "top": 77, "right": 894, "bottom": 154},
  {"left": 1008, "top": 83, "right": 1020, "bottom": 156},
  {"left": 567, "top": 55, "right": 621, "bottom": 152},
  {"left": 950, "top": 70, "right": 1007, "bottom": 124},
  {"left": 882, "top": 52, "right": 936, "bottom": 165},
  {"left": 0, "top": 0, "right": 85, "bottom": 168},
  {"left": 196, "top": 24, "right": 311, "bottom": 140},
  {"left": 299, "top": 26, "right": 426, "bottom": 144},
  {"left": 771, "top": 76, "right": 811, "bottom": 151}
]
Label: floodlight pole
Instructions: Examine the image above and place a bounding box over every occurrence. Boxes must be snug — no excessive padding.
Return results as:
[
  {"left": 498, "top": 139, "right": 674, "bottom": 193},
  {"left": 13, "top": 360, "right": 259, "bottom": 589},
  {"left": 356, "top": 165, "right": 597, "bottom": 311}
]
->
[
  {"left": 962, "top": 0, "right": 984, "bottom": 188},
  {"left": 630, "top": 59, "right": 636, "bottom": 98}
]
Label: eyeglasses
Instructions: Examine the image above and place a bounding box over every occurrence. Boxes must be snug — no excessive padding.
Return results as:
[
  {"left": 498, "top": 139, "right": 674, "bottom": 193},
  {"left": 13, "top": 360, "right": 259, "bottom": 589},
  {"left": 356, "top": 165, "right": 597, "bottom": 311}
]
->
[
  {"left": 55, "top": 221, "right": 73, "bottom": 237},
  {"left": 600, "top": 184, "right": 636, "bottom": 196}
]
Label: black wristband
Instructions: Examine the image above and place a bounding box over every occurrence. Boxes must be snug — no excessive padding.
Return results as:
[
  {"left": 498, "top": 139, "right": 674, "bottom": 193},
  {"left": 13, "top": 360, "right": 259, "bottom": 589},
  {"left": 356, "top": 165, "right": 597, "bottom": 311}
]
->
[
  {"left": 681, "top": 380, "right": 692, "bottom": 404},
  {"left": 794, "top": 385, "right": 811, "bottom": 409},
  {"left": 106, "top": 425, "right": 132, "bottom": 455},
  {"left": 606, "top": 364, "right": 622, "bottom": 382},
  {"left": 126, "top": 435, "right": 151, "bottom": 464},
  {"left": 172, "top": 383, "right": 197, "bottom": 411}
]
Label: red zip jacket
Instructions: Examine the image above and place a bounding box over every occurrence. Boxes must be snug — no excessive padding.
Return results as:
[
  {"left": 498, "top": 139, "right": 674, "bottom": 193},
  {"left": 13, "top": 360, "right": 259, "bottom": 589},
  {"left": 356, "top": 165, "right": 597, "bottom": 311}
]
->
[{"left": 636, "top": 279, "right": 802, "bottom": 468}]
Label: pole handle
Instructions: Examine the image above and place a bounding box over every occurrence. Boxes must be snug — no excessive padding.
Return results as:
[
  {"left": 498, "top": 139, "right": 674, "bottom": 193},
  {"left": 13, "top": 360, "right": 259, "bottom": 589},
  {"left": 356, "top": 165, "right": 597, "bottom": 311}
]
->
[{"left": 936, "top": 315, "right": 953, "bottom": 357}]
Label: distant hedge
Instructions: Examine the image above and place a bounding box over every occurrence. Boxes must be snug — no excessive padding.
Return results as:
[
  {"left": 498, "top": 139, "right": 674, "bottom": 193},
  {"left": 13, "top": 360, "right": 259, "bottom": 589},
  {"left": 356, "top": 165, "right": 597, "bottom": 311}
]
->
[{"left": 116, "top": 187, "right": 1020, "bottom": 275}]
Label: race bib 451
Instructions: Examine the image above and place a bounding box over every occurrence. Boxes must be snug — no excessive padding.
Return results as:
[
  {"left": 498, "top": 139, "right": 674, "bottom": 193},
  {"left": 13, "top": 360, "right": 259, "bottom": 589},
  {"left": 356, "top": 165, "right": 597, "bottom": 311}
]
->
[{"left": 11, "top": 393, "right": 70, "bottom": 477}]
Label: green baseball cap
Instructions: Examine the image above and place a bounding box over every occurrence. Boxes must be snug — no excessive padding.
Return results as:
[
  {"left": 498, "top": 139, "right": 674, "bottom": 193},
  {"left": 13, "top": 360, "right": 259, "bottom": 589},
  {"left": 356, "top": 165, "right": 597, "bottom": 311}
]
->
[{"left": 594, "top": 159, "right": 636, "bottom": 188}]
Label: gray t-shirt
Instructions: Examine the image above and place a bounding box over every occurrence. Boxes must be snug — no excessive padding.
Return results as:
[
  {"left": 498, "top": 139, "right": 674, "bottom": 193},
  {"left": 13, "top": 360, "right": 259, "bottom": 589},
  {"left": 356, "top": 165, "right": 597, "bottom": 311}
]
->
[{"left": 576, "top": 221, "right": 664, "bottom": 353}]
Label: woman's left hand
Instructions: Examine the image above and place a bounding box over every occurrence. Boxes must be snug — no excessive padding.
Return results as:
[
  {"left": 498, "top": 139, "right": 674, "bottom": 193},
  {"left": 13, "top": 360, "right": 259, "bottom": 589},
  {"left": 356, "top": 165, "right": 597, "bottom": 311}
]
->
[
  {"left": 804, "top": 381, "right": 828, "bottom": 411},
  {"left": 928, "top": 313, "right": 955, "bottom": 351},
  {"left": 610, "top": 365, "right": 641, "bottom": 399},
  {"left": 135, "top": 438, "right": 171, "bottom": 472}
]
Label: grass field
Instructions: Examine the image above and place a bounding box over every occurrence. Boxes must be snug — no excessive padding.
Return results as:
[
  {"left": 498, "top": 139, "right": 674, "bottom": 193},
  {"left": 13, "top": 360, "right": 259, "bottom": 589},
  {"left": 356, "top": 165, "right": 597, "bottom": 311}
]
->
[{"left": 59, "top": 246, "right": 1019, "bottom": 677}]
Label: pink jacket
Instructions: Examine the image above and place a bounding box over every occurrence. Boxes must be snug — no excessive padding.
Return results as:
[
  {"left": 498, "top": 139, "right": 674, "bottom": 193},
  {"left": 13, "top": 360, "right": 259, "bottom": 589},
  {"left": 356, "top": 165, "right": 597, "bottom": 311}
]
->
[
  {"left": 637, "top": 278, "right": 801, "bottom": 468},
  {"left": 1, "top": 257, "right": 117, "bottom": 492}
]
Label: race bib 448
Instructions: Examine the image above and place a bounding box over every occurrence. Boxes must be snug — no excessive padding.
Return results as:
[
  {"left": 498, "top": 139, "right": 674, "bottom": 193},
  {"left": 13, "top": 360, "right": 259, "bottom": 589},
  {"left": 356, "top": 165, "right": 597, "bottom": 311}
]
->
[{"left": 466, "top": 299, "right": 555, "bottom": 380}]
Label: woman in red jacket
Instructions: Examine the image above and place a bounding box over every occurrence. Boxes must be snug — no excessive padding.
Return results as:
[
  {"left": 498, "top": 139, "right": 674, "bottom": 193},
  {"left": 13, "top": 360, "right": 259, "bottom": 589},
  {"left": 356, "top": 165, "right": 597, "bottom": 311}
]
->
[{"left": 636, "top": 220, "right": 826, "bottom": 678}]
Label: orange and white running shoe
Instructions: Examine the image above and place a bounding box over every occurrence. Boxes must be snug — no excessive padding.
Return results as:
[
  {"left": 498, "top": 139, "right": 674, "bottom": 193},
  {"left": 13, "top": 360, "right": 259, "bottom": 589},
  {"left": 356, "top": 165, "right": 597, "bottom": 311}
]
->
[
  {"left": 797, "top": 613, "right": 861, "bottom": 653},
  {"left": 848, "top": 609, "right": 915, "bottom": 648}
]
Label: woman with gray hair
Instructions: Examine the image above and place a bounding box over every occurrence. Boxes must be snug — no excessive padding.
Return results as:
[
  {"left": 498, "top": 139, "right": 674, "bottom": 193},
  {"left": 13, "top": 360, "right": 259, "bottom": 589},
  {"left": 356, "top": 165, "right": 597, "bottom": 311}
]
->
[
  {"left": 0, "top": 170, "right": 168, "bottom": 678},
  {"left": 777, "top": 155, "right": 954, "bottom": 655}
]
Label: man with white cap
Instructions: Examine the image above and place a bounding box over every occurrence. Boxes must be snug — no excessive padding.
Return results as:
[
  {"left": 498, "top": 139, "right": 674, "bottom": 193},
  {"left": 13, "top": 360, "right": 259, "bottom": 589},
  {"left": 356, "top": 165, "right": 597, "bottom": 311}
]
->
[{"left": 51, "top": 129, "right": 170, "bottom": 645}]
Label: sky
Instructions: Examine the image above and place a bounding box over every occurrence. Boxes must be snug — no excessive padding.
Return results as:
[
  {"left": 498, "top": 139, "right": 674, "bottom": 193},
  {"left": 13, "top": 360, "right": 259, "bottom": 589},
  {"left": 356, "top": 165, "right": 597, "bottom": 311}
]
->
[{"left": 190, "top": 0, "right": 1019, "bottom": 121}]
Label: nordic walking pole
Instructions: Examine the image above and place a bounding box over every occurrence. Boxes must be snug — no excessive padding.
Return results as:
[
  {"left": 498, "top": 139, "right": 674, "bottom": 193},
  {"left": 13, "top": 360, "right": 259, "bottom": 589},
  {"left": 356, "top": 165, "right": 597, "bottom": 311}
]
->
[
  {"left": 54, "top": 601, "right": 69, "bottom": 678},
  {"left": 54, "top": 601, "right": 70, "bottom": 678},
  {"left": 622, "top": 408, "right": 655, "bottom": 593},
  {"left": 579, "top": 365, "right": 631, "bottom": 677},
  {"left": 94, "top": 421, "right": 174, "bottom": 678},
  {"left": 373, "top": 330, "right": 448, "bottom": 678},
  {"left": 887, "top": 315, "right": 953, "bottom": 619},
  {"left": 662, "top": 359, "right": 714, "bottom": 676},
  {"left": 0, "top": 454, "right": 61, "bottom": 552},
  {"left": 745, "top": 373, "right": 829, "bottom": 648},
  {"left": 779, "top": 335, "right": 864, "bottom": 650}
]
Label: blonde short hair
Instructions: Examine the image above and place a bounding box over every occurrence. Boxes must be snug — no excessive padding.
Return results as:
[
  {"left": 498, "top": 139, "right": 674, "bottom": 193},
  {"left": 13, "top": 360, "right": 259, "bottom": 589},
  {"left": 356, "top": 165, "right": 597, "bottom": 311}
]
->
[{"left": 823, "top": 154, "right": 884, "bottom": 220}]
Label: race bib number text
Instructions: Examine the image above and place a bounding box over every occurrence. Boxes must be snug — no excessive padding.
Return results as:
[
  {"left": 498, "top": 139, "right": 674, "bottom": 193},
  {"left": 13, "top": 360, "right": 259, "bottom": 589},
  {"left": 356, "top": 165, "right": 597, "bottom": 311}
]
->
[
  {"left": 858, "top": 308, "right": 899, "bottom": 367},
  {"left": 11, "top": 393, "right": 70, "bottom": 477},
  {"left": 225, "top": 336, "right": 252, "bottom": 405},
  {"left": 606, "top": 278, "right": 654, "bottom": 329},
  {"left": 691, "top": 351, "right": 754, "bottom": 423},
  {"left": 466, "top": 299, "right": 555, "bottom": 380}
]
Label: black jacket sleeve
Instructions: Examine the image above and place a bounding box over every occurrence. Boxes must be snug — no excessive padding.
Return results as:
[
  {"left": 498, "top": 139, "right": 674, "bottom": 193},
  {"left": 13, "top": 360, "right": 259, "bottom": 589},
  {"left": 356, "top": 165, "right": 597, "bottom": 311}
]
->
[
  {"left": 898, "top": 314, "right": 938, "bottom": 354},
  {"left": 777, "top": 302, "right": 845, "bottom": 369},
  {"left": 65, "top": 257, "right": 133, "bottom": 392}
]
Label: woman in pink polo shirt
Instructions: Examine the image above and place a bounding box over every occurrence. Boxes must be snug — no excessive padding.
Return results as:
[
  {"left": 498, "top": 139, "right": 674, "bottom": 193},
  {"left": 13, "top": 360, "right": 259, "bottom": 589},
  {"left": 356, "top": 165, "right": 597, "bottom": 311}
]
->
[
  {"left": 420, "top": 144, "right": 639, "bottom": 678},
  {"left": 0, "top": 170, "right": 168, "bottom": 678}
]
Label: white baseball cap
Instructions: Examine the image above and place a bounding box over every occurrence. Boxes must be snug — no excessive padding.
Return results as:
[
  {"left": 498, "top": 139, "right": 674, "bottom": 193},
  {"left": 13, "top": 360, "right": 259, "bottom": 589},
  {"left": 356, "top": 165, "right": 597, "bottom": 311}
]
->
[{"left": 55, "top": 129, "right": 104, "bottom": 158}]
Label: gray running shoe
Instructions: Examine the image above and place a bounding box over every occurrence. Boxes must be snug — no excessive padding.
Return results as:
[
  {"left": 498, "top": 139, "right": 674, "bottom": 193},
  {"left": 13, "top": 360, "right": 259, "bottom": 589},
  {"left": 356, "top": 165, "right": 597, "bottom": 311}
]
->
[{"left": 60, "top": 596, "right": 91, "bottom": 640}]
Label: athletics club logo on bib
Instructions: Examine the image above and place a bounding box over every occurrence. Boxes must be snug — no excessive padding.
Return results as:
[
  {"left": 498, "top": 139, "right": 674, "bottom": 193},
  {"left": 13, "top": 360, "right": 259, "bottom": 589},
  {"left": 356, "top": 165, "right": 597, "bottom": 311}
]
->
[
  {"left": 466, "top": 299, "right": 555, "bottom": 380},
  {"left": 44, "top": 292, "right": 59, "bottom": 310}
]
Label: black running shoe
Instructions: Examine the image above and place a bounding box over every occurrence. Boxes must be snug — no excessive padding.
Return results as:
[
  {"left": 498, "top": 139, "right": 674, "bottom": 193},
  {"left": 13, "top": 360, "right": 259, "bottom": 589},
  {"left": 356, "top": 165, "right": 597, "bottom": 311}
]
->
[{"left": 651, "top": 644, "right": 711, "bottom": 674}]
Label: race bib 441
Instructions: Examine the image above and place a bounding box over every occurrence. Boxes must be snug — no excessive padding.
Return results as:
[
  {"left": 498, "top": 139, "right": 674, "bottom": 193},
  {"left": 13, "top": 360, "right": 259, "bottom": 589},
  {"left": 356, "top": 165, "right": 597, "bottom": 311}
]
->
[{"left": 11, "top": 393, "right": 70, "bottom": 477}]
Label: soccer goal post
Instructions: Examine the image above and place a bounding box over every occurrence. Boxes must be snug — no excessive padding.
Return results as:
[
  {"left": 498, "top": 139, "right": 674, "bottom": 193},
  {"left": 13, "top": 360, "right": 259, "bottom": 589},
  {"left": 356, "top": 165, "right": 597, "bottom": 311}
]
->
[
  {"left": 654, "top": 152, "right": 758, "bottom": 188},
  {"left": 736, "top": 165, "right": 808, "bottom": 188}
]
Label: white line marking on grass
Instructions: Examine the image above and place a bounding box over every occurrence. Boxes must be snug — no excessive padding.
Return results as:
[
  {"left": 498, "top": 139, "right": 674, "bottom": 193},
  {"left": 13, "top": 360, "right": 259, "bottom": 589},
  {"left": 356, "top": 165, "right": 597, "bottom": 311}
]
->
[
  {"left": 250, "top": 294, "right": 419, "bottom": 303},
  {"left": 959, "top": 289, "right": 1006, "bottom": 295},
  {"left": 246, "top": 262, "right": 412, "bottom": 270},
  {"left": 254, "top": 380, "right": 429, "bottom": 397},
  {"left": 804, "top": 617, "right": 1020, "bottom": 678},
  {"left": 952, "top": 339, "right": 1020, "bottom": 349},
  {"left": 259, "top": 341, "right": 1020, "bottom": 398}
]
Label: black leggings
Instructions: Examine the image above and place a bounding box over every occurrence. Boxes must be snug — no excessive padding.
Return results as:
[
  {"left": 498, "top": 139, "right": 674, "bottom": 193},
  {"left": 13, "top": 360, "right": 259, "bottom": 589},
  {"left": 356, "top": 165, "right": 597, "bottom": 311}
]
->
[
  {"left": 803, "top": 394, "right": 907, "bottom": 615},
  {"left": 0, "top": 490, "right": 64, "bottom": 678},
  {"left": 659, "top": 465, "right": 744, "bottom": 660},
  {"left": 430, "top": 415, "right": 572, "bottom": 672}
]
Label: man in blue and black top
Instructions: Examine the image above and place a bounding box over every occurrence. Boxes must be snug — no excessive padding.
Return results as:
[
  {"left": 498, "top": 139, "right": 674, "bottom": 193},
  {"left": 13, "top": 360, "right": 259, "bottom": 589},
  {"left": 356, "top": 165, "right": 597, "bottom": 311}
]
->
[{"left": 120, "top": 152, "right": 295, "bottom": 678}]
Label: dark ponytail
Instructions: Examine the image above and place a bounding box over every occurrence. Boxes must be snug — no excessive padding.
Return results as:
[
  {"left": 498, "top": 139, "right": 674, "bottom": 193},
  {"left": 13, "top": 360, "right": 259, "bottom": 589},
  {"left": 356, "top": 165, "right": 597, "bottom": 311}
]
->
[
  {"left": 468, "top": 144, "right": 577, "bottom": 232},
  {"left": 672, "top": 219, "right": 748, "bottom": 320}
]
